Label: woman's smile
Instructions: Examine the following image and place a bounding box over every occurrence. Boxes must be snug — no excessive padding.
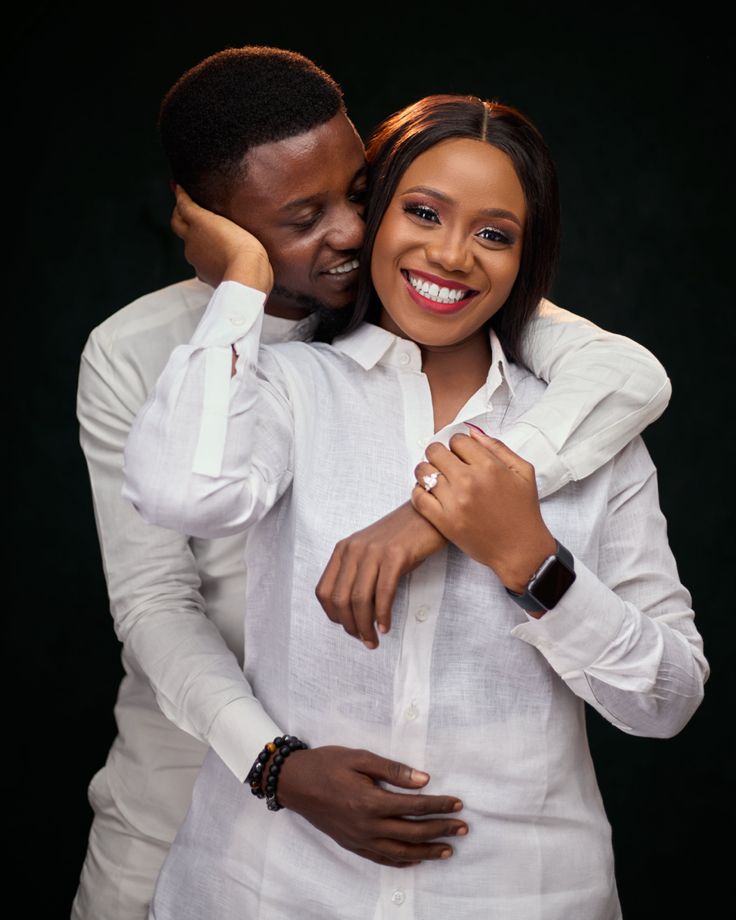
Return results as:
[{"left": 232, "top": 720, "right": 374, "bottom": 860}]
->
[
  {"left": 400, "top": 268, "right": 480, "bottom": 314},
  {"left": 371, "top": 137, "right": 526, "bottom": 349}
]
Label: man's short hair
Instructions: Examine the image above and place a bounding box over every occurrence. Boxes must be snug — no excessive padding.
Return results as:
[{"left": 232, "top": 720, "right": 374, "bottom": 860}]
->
[{"left": 159, "top": 46, "right": 344, "bottom": 209}]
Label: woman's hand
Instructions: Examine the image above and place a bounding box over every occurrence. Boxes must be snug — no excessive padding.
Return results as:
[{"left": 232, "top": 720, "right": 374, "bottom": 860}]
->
[
  {"left": 411, "top": 425, "right": 556, "bottom": 593},
  {"left": 170, "top": 187, "right": 274, "bottom": 294},
  {"left": 315, "top": 502, "right": 448, "bottom": 648}
]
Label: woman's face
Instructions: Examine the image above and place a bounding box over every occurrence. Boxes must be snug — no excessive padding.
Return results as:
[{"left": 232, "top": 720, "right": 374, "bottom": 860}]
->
[{"left": 371, "top": 137, "right": 526, "bottom": 348}]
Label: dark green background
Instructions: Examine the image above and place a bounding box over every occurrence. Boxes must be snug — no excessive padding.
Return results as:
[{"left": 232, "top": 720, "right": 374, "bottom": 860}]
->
[{"left": 12, "top": 3, "right": 732, "bottom": 917}]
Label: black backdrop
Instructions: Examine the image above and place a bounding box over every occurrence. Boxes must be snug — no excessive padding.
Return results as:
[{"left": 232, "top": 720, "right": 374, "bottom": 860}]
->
[{"left": 12, "top": 4, "right": 733, "bottom": 917}]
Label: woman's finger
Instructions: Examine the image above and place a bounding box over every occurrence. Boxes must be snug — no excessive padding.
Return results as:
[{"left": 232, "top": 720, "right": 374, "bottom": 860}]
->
[
  {"left": 465, "top": 426, "right": 534, "bottom": 478},
  {"left": 411, "top": 483, "right": 445, "bottom": 532},
  {"left": 413, "top": 462, "right": 449, "bottom": 502},
  {"left": 425, "top": 441, "right": 468, "bottom": 478},
  {"left": 170, "top": 206, "right": 188, "bottom": 239}
]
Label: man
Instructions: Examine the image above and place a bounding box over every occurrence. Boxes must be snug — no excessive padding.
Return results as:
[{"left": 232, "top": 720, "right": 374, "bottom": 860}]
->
[{"left": 73, "top": 45, "right": 671, "bottom": 919}]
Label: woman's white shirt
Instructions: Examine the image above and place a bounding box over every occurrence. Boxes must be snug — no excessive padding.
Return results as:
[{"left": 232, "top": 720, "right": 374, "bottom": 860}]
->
[{"left": 123, "top": 282, "right": 705, "bottom": 920}]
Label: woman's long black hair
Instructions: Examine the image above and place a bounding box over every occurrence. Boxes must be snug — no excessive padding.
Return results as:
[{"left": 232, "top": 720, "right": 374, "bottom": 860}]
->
[{"left": 315, "top": 94, "right": 560, "bottom": 364}]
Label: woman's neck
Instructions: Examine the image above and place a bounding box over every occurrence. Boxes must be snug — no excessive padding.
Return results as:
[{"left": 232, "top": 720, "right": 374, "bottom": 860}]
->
[
  {"left": 379, "top": 312, "right": 493, "bottom": 431},
  {"left": 422, "top": 332, "right": 493, "bottom": 431}
]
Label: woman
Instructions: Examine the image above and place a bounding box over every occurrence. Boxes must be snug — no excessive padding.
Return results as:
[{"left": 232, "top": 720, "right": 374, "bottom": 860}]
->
[{"left": 124, "top": 96, "right": 707, "bottom": 919}]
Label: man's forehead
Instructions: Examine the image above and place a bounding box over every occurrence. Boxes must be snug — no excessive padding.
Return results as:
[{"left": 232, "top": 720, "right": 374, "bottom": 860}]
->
[{"left": 236, "top": 114, "right": 364, "bottom": 198}]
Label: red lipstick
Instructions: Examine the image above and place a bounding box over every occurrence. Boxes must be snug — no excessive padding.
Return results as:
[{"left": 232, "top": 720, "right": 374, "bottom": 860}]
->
[{"left": 401, "top": 269, "right": 479, "bottom": 315}]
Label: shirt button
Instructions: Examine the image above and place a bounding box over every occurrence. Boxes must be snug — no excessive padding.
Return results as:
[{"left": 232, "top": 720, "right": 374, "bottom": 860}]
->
[
  {"left": 405, "top": 702, "right": 419, "bottom": 721},
  {"left": 228, "top": 313, "right": 248, "bottom": 326},
  {"left": 415, "top": 605, "right": 429, "bottom": 622},
  {"left": 398, "top": 352, "right": 411, "bottom": 366},
  {"left": 391, "top": 890, "right": 406, "bottom": 906}
]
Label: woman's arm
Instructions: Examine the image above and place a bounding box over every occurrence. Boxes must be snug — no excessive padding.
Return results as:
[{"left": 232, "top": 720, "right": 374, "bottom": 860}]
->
[
  {"left": 510, "top": 437, "right": 708, "bottom": 738},
  {"left": 509, "top": 300, "right": 671, "bottom": 498},
  {"left": 412, "top": 429, "right": 708, "bottom": 739},
  {"left": 122, "top": 191, "right": 294, "bottom": 539}
]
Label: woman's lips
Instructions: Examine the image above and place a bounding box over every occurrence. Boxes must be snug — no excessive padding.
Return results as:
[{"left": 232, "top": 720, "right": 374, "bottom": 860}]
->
[{"left": 400, "top": 269, "right": 479, "bottom": 315}]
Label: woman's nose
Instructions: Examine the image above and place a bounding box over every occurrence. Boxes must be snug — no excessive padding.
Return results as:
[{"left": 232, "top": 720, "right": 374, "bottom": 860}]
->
[{"left": 425, "top": 232, "right": 473, "bottom": 274}]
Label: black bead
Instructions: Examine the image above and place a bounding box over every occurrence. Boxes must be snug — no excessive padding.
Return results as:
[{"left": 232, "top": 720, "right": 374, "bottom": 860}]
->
[
  {"left": 273, "top": 736, "right": 284, "bottom": 745},
  {"left": 258, "top": 751, "right": 268, "bottom": 763},
  {"left": 269, "top": 764, "right": 279, "bottom": 775},
  {"left": 274, "top": 754, "right": 284, "bottom": 766},
  {"left": 279, "top": 746, "right": 290, "bottom": 756}
]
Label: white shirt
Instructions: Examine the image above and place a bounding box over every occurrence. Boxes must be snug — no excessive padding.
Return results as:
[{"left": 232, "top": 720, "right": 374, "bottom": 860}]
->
[
  {"left": 80, "top": 278, "right": 668, "bottom": 845},
  {"left": 123, "top": 282, "right": 706, "bottom": 919},
  {"left": 77, "top": 278, "right": 311, "bottom": 841}
]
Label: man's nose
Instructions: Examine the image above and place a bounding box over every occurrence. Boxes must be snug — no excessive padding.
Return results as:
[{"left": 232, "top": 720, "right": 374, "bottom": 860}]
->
[{"left": 325, "top": 201, "right": 365, "bottom": 252}]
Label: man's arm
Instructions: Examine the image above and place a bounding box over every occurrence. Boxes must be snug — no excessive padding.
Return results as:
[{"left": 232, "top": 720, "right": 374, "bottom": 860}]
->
[
  {"left": 509, "top": 298, "right": 672, "bottom": 497},
  {"left": 78, "top": 324, "right": 281, "bottom": 781}
]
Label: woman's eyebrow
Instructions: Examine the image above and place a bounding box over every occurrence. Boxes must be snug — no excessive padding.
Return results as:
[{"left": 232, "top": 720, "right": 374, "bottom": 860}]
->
[{"left": 401, "top": 185, "right": 523, "bottom": 228}]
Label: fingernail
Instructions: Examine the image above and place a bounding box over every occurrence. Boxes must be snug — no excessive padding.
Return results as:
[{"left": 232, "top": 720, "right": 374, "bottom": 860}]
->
[
  {"left": 465, "top": 422, "right": 487, "bottom": 435},
  {"left": 411, "top": 769, "right": 430, "bottom": 783},
  {"left": 377, "top": 624, "right": 388, "bottom": 634},
  {"left": 455, "top": 826, "right": 468, "bottom": 836},
  {"left": 363, "top": 639, "right": 377, "bottom": 650},
  {"left": 453, "top": 801, "right": 464, "bottom": 811},
  {"left": 441, "top": 848, "right": 452, "bottom": 859}
]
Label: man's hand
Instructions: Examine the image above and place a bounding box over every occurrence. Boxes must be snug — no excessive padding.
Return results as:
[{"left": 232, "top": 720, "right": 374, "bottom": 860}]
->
[
  {"left": 170, "top": 187, "right": 274, "bottom": 294},
  {"left": 315, "top": 501, "right": 448, "bottom": 648},
  {"left": 411, "top": 425, "right": 556, "bottom": 594},
  {"left": 278, "top": 746, "right": 467, "bottom": 867}
]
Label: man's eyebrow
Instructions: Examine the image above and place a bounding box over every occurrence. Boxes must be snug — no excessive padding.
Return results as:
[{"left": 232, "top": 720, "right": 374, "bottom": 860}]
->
[
  {"left": 401, "top": 185, "right": 523, "bottom": 228},
  {"left": 279, "top": 165, "right": 368, "bottom": 213}
]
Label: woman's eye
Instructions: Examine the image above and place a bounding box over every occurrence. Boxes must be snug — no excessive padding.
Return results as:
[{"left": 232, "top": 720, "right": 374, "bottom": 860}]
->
[
  {"left": 403, "top": 203, "right": 440, "bottom": 223},
  {"left": 477, "top": 226, "right": 513, "bottom": 245},
  {"left": 349, "top": 187, "right": 367, "bottom": 204}
]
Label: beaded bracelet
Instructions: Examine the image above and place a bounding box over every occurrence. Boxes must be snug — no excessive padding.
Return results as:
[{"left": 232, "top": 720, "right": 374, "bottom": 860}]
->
[{"left": 245, "top": 735, "right": 308, "bottom": 812}]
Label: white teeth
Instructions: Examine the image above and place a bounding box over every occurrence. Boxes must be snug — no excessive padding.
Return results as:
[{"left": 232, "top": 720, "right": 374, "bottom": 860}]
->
[
  {"left": 407, "top": 272, "right": 469, "bottom": 304},
  {"left": 327, "top": 258, "right": 360, "bottom": 275}
]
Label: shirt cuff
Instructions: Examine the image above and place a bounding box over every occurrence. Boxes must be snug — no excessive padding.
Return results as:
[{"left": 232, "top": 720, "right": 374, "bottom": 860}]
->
[
  {"left": 206, "top": 696, "right": 283, "bottom": 782},
  {"left": 501, "top": 422, "right": 572, "bottom": 499},
  {"left": 189, "top": 281, "right": 266, "bottom": 348},
  {"left": 510, "top": 556, "right": 628, "bottom": 677}
]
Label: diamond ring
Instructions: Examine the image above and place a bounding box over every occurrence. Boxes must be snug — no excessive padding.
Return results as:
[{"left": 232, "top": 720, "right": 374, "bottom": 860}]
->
[{"left": 422, "top": 472, "right": 440, "bottom": 492}]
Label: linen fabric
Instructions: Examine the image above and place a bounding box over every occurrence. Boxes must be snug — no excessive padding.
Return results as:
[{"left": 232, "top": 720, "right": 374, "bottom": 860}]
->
[{"left": 122, "top": 282, "right": 706, "bottom": 920}]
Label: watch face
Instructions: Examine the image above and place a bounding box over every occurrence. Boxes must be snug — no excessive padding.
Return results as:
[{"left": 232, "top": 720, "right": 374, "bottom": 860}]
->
[{"left": 531, "top": 557, "right": 576, "bottom": 610}]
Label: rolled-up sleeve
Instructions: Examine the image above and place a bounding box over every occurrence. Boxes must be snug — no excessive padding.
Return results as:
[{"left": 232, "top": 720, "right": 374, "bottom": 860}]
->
[
  {"left": 511, "top": 437, "right": 708, "bottom": 738},
  {"left": 506, "top": 299, "right": 672, "bottom": 498}
]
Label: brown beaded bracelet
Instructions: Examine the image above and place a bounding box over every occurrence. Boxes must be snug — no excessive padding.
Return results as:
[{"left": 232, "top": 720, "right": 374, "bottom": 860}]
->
[{"left": 245, "top": 735, "right": 308, "bottom": 811}]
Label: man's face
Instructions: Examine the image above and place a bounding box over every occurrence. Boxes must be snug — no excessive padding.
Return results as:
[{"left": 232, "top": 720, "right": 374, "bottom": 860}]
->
[{"left": 223, "top": 112, "right": 367, "bottom": 318}]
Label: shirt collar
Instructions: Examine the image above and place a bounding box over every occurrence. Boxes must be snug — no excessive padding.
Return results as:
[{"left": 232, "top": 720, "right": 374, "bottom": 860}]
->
[{"left": 332, "top": 322, "right": 516, "bottom": 403}]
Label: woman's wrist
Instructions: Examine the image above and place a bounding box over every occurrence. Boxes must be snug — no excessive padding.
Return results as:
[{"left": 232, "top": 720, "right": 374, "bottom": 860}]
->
[
  {"left": 223, "top": 249, "right": 274, "bottom": 295},
  {"left": 492, "top": 530, "right": 557, "bottom": 594}
]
